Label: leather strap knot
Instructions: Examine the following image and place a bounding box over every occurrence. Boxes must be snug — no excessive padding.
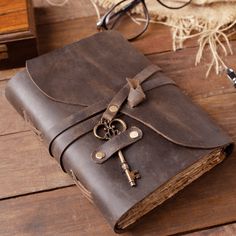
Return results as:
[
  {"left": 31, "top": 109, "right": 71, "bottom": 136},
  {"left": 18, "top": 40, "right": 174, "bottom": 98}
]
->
[
  {"left": 127, "top": 78, "right": 146, "bottom": 108},
  {"left": 101, "top": 64, "right": 161, "bottom": 122}
]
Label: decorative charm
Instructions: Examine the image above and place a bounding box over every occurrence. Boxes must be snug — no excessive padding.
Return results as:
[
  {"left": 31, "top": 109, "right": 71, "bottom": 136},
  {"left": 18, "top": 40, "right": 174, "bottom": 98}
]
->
[
  {"left": 93, "top": 118, "right": 141, "bottom": 187},
  {"left": 93, "top": 118, "right": 127, "bottom": 140}
]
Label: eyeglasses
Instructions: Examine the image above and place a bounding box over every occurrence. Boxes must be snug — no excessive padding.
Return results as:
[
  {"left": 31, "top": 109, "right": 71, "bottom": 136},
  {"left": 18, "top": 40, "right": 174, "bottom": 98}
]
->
[{"left": 97, "top": 0, "right": 192, "bottom": 41}]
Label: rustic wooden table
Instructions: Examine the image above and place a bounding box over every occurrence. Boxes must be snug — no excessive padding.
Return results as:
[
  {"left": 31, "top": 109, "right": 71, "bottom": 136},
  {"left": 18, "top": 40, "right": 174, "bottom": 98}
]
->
[{"left": 1, "top": 1, "right": 236, "bottom": 235}]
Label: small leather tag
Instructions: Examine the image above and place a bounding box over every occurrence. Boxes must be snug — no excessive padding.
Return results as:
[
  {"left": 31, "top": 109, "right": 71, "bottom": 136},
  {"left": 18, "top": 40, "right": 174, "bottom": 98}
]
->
[
  {"left": 127, "top": 78, "right": 146, "bottom": 108},
  {"left": 91, "top": 126, "right": 143, "bottom": 164}
]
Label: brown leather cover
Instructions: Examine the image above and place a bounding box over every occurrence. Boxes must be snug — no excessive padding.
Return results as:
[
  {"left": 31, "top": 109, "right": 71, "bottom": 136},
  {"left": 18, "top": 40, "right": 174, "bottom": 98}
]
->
[{"left": 5, "top": 31, "right": 234, "bottom": 233}]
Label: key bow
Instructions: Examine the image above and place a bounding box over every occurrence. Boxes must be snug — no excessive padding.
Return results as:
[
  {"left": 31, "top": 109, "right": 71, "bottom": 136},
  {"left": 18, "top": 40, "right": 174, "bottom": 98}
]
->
[{"left": 93, "top": 118, "right": 127, "bottom": 140}]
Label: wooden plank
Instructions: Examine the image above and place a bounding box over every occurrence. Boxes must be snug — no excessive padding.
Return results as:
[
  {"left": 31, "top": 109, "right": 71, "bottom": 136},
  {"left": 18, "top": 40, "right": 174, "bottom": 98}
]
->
[
  {"left": 0, "top": 67, "right": 24, "bottom": 81},
  {"left": 33, "top": 0, "right": 104, "bottom": 25},
  {"left": 0, "top": 130, "right": 72, "bottom": 199},
  {"left": 0, "top": 0, "right": 26, "bottom": 13},
  {"left": 0, "top": 80, "right": 29, "bottom": 136},
  {"left": 36, "top": 14, "right": 180, "bottom": 55},
  {"left": 148, "top": 43, "right": 236, "bottom": 99},
  {"left": 0, "top": 9, "right": 28, "bottom": 34},
  {"left": 134, "top": 21, "right": 199, "bottom": 55},
  {"left": 196, "top": 93, "right": 236, "bottom": 140},
  {"left": 0, "top": 0, "right": 28, "bottom": 34},
  {"left": 37, "top": 15, "right": 179, "bottom": 55},
  {"left": 0, "top": 187, "right": 114, "bottom": 236},
  {"left": 187, "top": 223, "right": 236, "bottom": 236},
  {"left": 37, "top": 16, "right": 96, "bottom": 54},
  {"left": 35, "top": 9, "right": 236, "bottom": 57}
]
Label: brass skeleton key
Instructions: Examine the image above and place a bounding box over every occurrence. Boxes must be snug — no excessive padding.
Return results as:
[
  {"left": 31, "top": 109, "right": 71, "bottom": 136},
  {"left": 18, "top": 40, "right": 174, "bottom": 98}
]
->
[
  {"left": 118, "top": 150, "right": 140, "bottom": 187},
  {"left": 93, "top": 118, "right": 141, "bottom": 187}
]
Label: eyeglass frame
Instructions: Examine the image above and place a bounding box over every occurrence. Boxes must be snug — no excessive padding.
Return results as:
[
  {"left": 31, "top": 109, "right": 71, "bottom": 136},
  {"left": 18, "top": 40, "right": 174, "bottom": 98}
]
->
[{"left": 96, "top": 0, "right": 192, "bottom": 41}]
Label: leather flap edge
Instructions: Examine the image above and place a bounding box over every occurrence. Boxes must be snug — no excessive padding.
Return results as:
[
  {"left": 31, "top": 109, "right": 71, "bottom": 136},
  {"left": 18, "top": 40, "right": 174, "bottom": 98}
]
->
[
  {"left": 121, "top": 84, "right": 233, "bottom": 149},
  {"left": 25, "top": 31, "right": 152, "bottom": 106}
]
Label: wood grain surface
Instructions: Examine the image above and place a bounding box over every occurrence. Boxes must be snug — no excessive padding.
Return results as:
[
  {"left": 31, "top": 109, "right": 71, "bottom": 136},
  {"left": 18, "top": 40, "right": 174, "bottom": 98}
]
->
[
  {"left": 0, "top": 131, "right": 73, "bottom": 199},
  {"left": 189, "top": 223, "right": 236, "bottom": 236},
  {"left": 0, "top": 0, "right": 236, "bottom": 235},
  {"left": 0, "top": 0, "right": 29, "bottom": 34}
]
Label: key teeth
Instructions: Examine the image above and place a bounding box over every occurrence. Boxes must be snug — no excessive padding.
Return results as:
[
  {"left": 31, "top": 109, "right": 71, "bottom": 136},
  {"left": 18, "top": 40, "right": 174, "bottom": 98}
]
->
[
  {"left": 131, "top": 170, "right": 141, "bottom": 179},
  {"left": 130, "top": 181, "right": 136, "bottom": 187},
  {"left": 135, "top": 173, "right": 141, "bottom": 179}
]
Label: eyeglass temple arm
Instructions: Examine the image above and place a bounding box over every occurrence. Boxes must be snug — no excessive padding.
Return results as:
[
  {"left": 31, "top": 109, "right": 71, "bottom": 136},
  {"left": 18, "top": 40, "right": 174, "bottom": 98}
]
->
[
  {"left": 226, "top": 68, "right": 236, "bottom": 87},
  {"left": 97, "top": 0, "right": 143, "bottom": 29},
  {"left": 156, "top": 0, "right": 192, "bottom": 9}
]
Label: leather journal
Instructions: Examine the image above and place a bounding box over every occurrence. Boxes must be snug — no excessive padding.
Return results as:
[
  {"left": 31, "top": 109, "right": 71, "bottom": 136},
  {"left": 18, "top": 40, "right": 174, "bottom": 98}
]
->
[{"left": 5, "top": 31, "right": 234, "bottom": 233}]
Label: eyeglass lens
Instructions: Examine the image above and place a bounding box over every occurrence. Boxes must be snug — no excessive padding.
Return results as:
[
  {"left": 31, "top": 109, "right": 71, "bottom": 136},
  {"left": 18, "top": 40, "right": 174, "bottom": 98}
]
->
[{"left": 101, "top": 0, "right": 149, "bottom": 40}]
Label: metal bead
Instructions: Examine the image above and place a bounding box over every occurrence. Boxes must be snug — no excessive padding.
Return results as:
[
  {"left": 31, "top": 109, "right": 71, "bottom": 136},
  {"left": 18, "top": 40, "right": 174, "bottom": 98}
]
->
[
  {"left": 109, "top": 105, "right": 118, "bottom": 113},
  {"left": 95, "top": 151, "right": 106, "bottom": 160},
  {"left": 129, "top": 130, "right": 139, "bottom": 139}
]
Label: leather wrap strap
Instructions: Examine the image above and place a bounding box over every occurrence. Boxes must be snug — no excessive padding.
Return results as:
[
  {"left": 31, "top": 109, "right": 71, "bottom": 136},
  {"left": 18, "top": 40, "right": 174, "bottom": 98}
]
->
[
  {"left": 51, "top": 115, "right": 100, "bottom": 171},
  {"left": 47, "top": 99, "right": 108, "bottom": 156},
  {"left": 47, "top": 72, "right": 174, "bottom": 154},
  {"left": 102, "top": 65, "right": 161, "bottom": 121},
  {"left": 46, "top": 65, "right": 176, "bottom": 170}
]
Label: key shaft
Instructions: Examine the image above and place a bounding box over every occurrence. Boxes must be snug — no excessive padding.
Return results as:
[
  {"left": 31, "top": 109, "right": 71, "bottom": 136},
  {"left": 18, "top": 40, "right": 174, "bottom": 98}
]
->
[{"left": 118, "top": 150, "right": 137, "bottom": 187}]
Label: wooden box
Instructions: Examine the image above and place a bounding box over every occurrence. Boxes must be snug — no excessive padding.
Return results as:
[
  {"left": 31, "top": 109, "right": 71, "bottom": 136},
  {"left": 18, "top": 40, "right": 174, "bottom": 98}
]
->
[{"left": 0, "top": 0, "right": 38, "bottom": 68}]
